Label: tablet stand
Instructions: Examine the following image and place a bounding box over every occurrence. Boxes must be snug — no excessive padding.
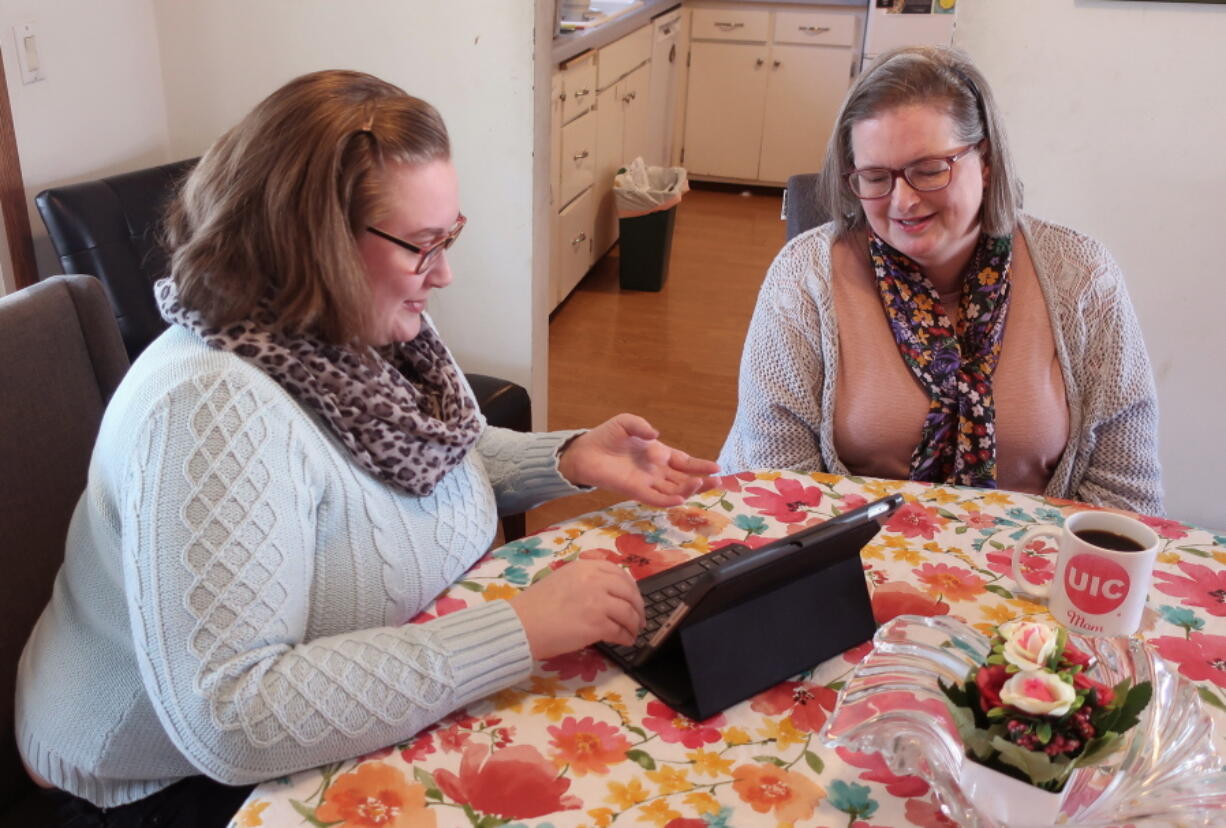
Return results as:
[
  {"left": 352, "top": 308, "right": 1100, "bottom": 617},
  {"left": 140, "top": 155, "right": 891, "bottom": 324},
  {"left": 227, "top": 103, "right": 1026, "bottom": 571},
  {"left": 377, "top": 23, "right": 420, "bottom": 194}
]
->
[{"left": 633, "top": 549, "right": 878, "bottom": 721}]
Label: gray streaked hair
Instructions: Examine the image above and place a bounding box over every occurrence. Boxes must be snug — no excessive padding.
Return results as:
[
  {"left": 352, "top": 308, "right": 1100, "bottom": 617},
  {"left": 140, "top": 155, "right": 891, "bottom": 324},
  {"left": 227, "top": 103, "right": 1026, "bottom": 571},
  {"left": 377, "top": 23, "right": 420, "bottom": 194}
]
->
[{"left": 818, "top": 46, "right": 1022, "bottom": 238}]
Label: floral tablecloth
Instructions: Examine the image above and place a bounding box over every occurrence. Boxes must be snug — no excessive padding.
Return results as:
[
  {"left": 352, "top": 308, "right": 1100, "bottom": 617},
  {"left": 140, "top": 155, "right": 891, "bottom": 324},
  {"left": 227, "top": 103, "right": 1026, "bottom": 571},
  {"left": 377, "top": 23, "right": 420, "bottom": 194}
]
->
[{"left": 229, "top": 472, "right": 1226, "bottom": 828}]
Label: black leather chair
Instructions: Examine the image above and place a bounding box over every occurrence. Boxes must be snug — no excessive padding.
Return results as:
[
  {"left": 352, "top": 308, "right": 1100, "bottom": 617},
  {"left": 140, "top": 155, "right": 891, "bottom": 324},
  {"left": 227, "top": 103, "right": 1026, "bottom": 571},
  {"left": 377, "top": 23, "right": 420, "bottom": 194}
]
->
[
  {"left": 783, "top": 170, "right": 832, "bottom": 241},
  {"left": 36, "top": 160, "right": 531, "bottom": 540},
  {"left": 0, "top": 275, "right": 130, "bottom": 823}
]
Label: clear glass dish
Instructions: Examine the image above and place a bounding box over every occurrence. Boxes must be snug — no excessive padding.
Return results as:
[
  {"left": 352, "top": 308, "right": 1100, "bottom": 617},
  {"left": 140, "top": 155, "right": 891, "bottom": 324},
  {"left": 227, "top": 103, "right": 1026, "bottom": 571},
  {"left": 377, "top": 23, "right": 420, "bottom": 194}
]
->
[{"left": 819, "top": 614, "right": 1226, "bottom": 827}]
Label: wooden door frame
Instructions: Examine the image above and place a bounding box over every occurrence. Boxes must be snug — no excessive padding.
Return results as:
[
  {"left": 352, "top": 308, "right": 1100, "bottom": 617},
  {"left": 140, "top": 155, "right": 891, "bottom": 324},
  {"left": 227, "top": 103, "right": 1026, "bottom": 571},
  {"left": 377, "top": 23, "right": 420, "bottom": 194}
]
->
[{"left": 0, "top": 46, "right": 39, "bottom": 291}]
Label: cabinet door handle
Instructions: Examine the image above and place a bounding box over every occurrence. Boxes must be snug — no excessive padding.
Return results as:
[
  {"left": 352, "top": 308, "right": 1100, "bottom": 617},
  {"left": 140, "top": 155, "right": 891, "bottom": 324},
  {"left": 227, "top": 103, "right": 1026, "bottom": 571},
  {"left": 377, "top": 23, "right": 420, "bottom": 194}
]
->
[
  {"left": 572, "top": 149, "right": 589, "bottom": 161},
  {"left": 755, "top": 57, "right": 764, "bottom": 67},
  {"left": 714, "top": 21, "right": 744, "bottom": 31},
  {"left": 571, "top": 232, "right": 587, "bottom": 246},
  {"left": 773, "top": 60, "right": 781, "bottom": 69},
  {"left": 622, "top": 91, "right": 637, "bottom": 103},
  {"left": 799, "top": 26, "right": 831, "bottom": 35},
  {"left": 662, "top": 25, "right": 671, "bottom": 36},
  {"left": 572, "top": 88, "right": 590, "bottom": 99},
  {"left": 559, "top": 91, "right": 567, "bottom": 102}
]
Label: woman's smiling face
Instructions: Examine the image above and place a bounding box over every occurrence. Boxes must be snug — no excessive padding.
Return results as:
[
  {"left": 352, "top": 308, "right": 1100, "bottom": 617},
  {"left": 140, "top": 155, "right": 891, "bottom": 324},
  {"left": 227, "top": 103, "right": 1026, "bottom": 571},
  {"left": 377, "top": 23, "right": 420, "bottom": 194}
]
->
[
  {"left": 851, "top": 103, "right": 988, "bottom": 282},
  {"left": 357, "top": 159, "right": 460, "bottom": 345}
]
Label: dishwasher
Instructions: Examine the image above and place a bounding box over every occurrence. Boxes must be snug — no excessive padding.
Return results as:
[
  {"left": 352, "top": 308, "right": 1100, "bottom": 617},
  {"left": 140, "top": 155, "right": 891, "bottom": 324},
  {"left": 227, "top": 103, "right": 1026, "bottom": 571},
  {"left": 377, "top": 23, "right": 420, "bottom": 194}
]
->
[{"left": 647, "top": 9, "right": 683, "bottom": 167}]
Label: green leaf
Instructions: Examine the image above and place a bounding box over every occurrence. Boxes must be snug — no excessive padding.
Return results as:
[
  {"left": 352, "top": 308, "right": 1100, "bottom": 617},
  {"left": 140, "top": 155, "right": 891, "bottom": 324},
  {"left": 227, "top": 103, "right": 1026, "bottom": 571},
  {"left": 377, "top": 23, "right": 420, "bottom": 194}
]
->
[
  {"left": 1111, "top": 680, "right": 1152, "bottom": 734},
  {"left": 989, "top": 540, "right": 1006, "bottom": 550},
  {"left": 955, "top": 525, "right": 969, "bottom": 534},
  {"left": 946, "top": 701, "right": 992, "bottom": 758},
  {"left": 425, "top": 787, "right": 443, "bottom": 801},
  {"left": 827, "top": 681, "right": 845, "bottom": 692},
  {"left": 1036, "top": 720, "right": 1052, "bottom": 745},
  {"left": 626, "top": 725, "right": 648, "bottom": 739},
  {"left": 719, "top": 498, "right": 734, "bottom": 511},
  {"left": 983, "top": 583, "right": 1014, "bottom": 598},
  {"left": 457, "top": 580, "right": 483, "bottom": 592},
  {"left": 752, "top": 755, "right": 789, "bottom": 766},
  {"left": 1198, "top": 686, "right": 1226, "bottom": 712},
  {"left": 804, "top": 750, "right": 825, "bottom": 774},
  {"left": 937, "top": 508, "right": 959, "bottom": 520},
  {"left": 991, "top": 736, "right": 1067, "bottom": 784},
  {"left": 1074, "top": 733, "right": 1123, "bottom": 768},
  {"left": 626, "top": 749, "right": 656, "bottom": 770},
  {"left": 413, "top": 766, "right": 438, "bottom": 789},
  {"left": 530, "top": 566, "right": 553, "bottom": 584},
  {"left": 1177, "top": 545, "right": 1212, "bottom": 558},
  {"left": 289, "top": 799, "right": 339, "bottom": 828}
]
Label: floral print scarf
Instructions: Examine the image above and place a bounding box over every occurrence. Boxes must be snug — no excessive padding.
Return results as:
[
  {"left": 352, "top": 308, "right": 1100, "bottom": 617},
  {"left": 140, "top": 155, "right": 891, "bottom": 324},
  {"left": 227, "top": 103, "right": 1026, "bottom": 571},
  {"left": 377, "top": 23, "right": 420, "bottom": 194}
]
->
[
  {"left": 156, "top": 278, "right": 482, "bottom": 497},
  {"left": 868, "top": 230, "right": 1013, "bottom": 487}
]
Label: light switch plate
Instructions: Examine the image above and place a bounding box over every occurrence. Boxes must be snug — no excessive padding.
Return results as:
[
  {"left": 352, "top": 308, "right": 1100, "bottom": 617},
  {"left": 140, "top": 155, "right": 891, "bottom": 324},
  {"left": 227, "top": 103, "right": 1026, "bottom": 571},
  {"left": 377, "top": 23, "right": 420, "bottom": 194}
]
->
[{"left": 13, "top": 23, "right": 45, "bottom": 84}]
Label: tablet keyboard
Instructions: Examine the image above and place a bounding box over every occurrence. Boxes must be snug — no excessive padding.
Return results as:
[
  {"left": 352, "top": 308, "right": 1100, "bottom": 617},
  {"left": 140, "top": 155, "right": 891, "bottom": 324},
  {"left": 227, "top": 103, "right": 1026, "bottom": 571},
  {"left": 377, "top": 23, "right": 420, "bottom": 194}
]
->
[{"left": 604, "top": 541, "right": 754, "bottom": 663}]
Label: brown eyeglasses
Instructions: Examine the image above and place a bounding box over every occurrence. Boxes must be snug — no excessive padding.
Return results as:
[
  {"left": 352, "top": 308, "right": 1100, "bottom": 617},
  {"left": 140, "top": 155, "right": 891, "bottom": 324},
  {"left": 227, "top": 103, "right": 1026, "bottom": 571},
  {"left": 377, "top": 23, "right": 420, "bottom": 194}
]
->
[
  {"left": 845, "top": 143, "right": 981, "bottom": 200},
  {"left": 366, "top": 213, "right": 467, "bottom": 275}
]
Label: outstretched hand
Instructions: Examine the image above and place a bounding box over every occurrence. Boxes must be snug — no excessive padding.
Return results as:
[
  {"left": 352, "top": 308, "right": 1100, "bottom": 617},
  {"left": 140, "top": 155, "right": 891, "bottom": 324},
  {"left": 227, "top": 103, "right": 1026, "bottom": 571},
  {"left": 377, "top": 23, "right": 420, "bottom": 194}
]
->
[{"left": 557, "top": 413, "right": 720, "bottom": 508}]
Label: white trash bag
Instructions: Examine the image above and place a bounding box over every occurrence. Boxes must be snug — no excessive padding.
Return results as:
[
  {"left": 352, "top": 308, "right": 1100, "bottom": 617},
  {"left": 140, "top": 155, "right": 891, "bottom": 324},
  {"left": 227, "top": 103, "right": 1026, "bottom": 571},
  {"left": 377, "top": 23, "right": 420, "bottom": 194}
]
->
[{"left": 612, "top": 157, "right": 689, "bottom": 218}]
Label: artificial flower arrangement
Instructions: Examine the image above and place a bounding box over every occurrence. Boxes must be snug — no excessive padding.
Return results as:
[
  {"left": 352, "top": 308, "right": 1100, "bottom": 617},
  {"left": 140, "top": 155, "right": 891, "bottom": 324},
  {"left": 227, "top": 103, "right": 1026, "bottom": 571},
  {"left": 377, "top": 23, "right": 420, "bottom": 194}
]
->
[{"left": 940, "top": 619, "right": 1152, "bottom": 793}]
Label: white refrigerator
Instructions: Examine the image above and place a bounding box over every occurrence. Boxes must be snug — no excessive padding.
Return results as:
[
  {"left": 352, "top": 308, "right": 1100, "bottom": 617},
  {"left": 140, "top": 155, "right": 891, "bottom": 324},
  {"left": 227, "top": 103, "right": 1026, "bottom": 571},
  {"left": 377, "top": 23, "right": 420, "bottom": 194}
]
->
[{"left": 861, "top": 1, "right": 956, "bottom": 73}]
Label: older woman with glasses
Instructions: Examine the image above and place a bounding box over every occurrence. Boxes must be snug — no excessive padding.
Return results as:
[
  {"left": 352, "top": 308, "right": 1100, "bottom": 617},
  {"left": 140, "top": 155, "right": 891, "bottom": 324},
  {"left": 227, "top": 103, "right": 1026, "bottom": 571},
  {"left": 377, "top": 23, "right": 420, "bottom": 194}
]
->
[
  {"left": 720, "top": 46, "right": 1162, "bottom": 514},
  {"left": 15, "top": 70, "right": 717, "bottom": 827}
]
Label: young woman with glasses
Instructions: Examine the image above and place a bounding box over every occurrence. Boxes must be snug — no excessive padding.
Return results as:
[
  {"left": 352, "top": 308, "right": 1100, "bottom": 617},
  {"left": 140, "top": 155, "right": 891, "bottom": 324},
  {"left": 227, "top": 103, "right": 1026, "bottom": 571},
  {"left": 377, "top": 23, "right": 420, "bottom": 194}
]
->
[
  {"left": 15, "top": 70, "right": 718, "bottom": 826},
  {"left": 720, "top": 46, "right": 1162, "bottom": 515}
]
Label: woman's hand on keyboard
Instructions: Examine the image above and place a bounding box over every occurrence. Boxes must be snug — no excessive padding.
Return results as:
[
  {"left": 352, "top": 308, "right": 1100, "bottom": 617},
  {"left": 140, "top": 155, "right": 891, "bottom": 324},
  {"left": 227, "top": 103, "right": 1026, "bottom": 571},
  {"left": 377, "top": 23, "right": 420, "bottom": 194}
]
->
[{"left": 509, "top": 560, "right": 646, "bottom": 659}]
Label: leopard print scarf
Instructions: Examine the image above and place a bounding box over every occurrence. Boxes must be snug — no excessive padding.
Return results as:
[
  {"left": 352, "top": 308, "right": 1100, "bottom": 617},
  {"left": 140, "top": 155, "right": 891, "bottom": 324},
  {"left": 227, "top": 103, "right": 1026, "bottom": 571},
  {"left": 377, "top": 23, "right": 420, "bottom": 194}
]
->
[{"left": 155, "top": 278, "right": 482, "bottom": 496}]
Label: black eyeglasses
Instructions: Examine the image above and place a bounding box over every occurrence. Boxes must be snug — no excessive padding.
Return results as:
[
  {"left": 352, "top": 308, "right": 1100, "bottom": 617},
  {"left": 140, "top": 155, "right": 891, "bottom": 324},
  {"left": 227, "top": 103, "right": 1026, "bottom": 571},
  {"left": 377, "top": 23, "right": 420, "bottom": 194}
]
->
[
  {"left": 845, "top": 144, "right": 981, "bottom": 200},
  {"left": 366, "top": 213, "right": 467, "bottom": 275}
]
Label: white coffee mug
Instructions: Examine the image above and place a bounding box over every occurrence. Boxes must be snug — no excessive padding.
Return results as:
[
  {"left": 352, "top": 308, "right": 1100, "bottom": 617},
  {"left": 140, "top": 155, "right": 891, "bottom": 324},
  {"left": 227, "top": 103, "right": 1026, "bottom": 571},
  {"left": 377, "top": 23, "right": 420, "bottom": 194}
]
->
[{"left": 1010, "top": 510, "right": 1159, "bottom": 637}]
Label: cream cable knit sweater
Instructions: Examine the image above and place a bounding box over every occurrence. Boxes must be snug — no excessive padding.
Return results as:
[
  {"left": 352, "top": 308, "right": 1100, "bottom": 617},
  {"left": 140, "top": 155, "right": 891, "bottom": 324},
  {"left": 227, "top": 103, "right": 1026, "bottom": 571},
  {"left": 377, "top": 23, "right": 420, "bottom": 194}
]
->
[
  {"left": 16, "top": 325, "right": 585, "bottom": 807},
  {"left": 719, "top": 215, "right": 1163, "bottom": 515}
]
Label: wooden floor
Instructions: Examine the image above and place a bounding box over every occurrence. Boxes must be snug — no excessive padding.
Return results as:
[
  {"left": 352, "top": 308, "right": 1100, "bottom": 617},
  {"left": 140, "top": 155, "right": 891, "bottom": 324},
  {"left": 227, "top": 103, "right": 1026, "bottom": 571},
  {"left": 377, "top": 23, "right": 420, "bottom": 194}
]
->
[{"left": 528, "top": 186, "right": 786, "bottom": 532}]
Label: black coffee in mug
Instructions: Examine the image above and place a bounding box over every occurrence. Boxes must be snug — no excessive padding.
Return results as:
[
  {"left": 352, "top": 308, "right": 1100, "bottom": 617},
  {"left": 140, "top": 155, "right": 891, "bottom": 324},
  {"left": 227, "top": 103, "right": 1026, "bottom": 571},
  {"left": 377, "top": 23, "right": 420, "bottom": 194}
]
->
[{"left": 1073, "top": 528, "right": 1146, "bottom": 552}]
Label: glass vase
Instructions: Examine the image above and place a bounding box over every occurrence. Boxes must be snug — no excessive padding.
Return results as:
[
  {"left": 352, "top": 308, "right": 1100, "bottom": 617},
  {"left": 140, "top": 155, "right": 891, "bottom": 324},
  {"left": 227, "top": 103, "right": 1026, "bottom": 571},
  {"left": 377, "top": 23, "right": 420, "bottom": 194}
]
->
[{"left": 819, "top": 614, "right": 1226, "bottom": 827}]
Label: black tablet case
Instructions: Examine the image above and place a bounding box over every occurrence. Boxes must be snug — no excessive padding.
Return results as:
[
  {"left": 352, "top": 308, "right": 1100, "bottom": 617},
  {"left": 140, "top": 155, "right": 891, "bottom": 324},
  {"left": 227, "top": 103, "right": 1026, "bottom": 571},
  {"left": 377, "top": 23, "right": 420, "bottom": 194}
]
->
[{"left": 622, "top": 520, "right": 880, "bottom": 721}]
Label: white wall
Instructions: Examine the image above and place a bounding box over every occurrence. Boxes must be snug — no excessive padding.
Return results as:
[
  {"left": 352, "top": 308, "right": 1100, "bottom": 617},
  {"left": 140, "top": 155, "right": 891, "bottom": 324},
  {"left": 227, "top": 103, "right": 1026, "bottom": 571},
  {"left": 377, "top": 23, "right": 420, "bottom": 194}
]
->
[
  {"left": 0, "top": 0, "right": 170, "bottom": 295},
  {"left": 955, "top": 0, "right": 1226, "bottom": 531},
  {"left": 151, "top": 0, "right": 552, "bottom": 416}
]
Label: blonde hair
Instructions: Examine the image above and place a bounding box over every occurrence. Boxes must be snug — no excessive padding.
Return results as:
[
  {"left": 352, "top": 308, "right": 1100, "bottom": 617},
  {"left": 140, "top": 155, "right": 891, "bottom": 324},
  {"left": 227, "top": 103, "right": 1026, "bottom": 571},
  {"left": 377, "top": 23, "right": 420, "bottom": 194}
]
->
[
  {"left": 819, "top": 46, "right": 1022, "bottom": 238},
  {"left": 165, "top": 69, "right": 451, "bottom": 345}
]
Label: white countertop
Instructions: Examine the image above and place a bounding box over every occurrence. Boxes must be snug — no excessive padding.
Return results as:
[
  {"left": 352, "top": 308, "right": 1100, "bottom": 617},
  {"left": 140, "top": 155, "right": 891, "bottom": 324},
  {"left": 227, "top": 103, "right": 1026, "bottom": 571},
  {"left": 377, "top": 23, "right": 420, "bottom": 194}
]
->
[{"left": 552, "top": 0, "right": 866, "bottom": 64}]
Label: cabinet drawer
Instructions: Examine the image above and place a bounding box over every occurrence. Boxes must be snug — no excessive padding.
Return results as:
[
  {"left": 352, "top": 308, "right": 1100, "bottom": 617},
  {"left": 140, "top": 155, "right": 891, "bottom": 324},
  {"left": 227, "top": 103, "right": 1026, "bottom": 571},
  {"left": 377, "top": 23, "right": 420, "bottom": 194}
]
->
[
  {"left": 560, "top": 52, "right": 597, "bottom": 123},
  {"left": 559, "top": 110, "right": 596, "bottom": 207},
  {"left": 555, "top": 188, "right": 595, "bottom": 305},
  {"left": 597, "top": 24, "right": 651, "bottom": 90},
  {"left": 773, "top": 10, "right": 856, "bottom": 48},
  {"left": 690, "top": 7, "right": 768, "bottom": 43}
]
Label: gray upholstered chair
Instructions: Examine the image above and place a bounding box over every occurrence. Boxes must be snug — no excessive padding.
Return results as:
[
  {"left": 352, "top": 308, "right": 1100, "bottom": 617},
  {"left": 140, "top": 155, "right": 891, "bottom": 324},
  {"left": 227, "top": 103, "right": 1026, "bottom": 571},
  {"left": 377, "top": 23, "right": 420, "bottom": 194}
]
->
[
  {"left": 36, "top": 160, "right": 532, "bottom": 540},
  {"left": 783, "top": 170, "right": 832, "bottom": 241},
  {"left": 0, "top": 274, "right": 130, "bottom": 822}
]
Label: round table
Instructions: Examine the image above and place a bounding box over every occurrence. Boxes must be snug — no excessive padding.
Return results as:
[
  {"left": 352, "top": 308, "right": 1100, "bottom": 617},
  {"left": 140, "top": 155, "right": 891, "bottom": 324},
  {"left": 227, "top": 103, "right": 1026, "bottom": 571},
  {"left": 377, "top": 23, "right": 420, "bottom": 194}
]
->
[{"left": 229, "top": 471, "right": 1226, "bottom": 828}]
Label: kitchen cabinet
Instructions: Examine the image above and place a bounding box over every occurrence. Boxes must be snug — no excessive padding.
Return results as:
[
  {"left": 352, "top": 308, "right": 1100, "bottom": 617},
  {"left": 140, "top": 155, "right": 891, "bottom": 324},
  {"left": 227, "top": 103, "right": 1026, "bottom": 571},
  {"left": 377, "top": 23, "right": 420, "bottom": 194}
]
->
[
  {"left": 555, "top": 187, "right": 596, "bottom": 307},
  {"left": 591, "top": 26, "right": 651, "bottom": 263},
  {"left": 682, "top": 2, "right": 859, "bottom": 185},
  {"left": 551, "top": 52, "right": 598, "bottom": 308},
  {"left": 550, "top": 21, "right": 654, "bottom": 309},
  {"left": 594, "top": 62, "right": 650, "bottom": 258}
]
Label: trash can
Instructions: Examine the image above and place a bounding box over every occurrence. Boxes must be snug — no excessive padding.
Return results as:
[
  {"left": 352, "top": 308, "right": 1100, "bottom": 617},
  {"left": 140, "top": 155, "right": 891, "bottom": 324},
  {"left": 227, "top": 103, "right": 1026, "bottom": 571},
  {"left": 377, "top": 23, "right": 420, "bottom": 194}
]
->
[{"left": 613, "top": 157, "right": 688, "bottom": 292}]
